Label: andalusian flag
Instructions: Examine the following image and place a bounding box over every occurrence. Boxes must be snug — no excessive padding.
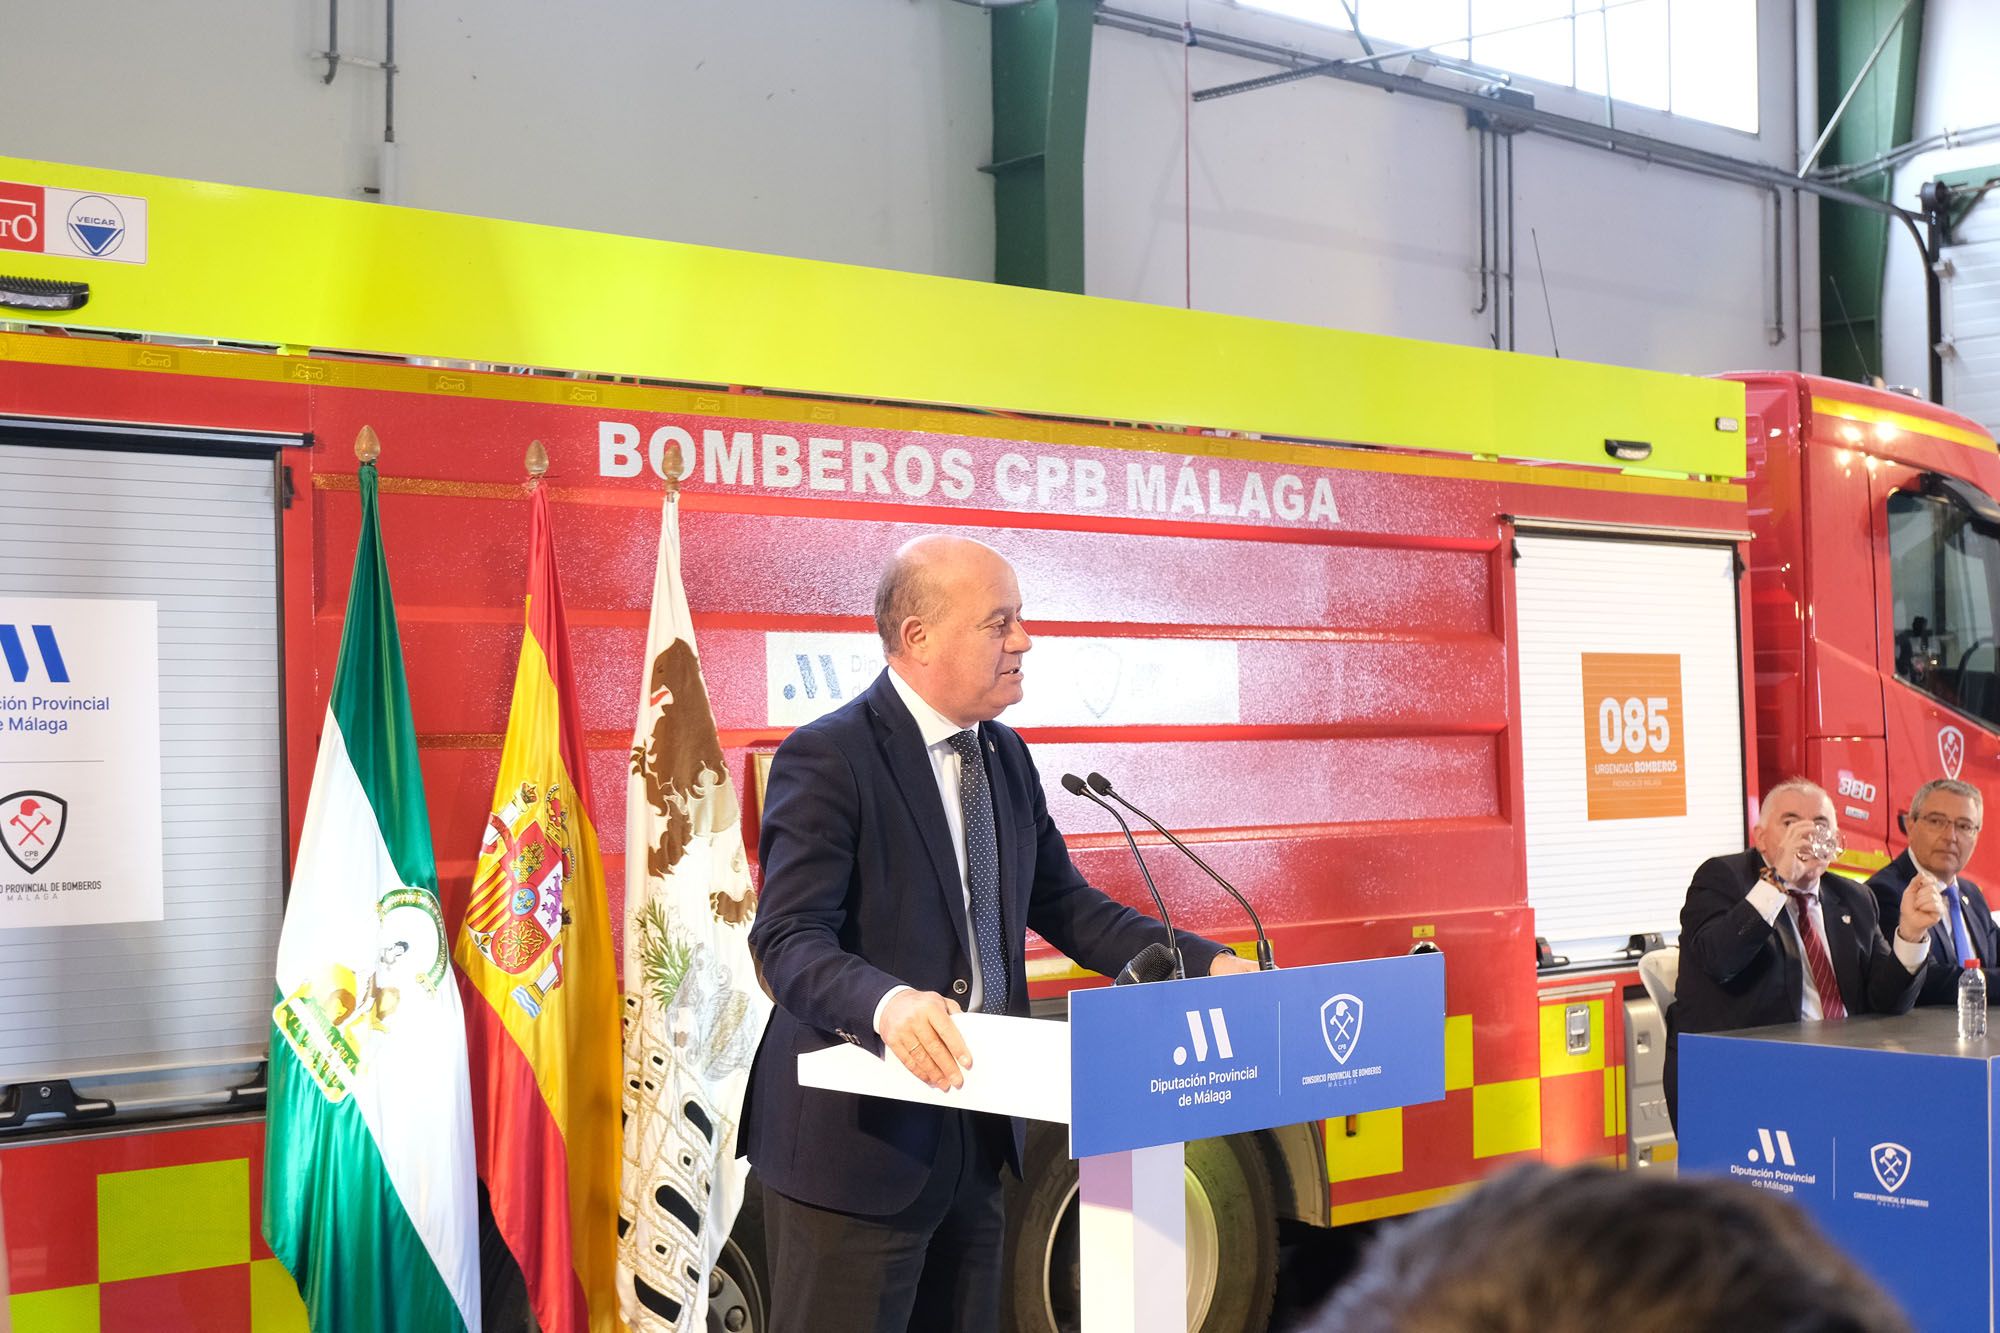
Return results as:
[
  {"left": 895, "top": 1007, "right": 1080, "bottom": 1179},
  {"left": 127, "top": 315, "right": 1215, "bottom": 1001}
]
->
[
  {"left": 455, "top": 482, "right": 622, "bottom": 1333},
  {"left": 617, "top": 491, "right": 770, "bottom": 1329},
  {"left": 264, "top": 449, "right": 481, "bottom": 1333}
]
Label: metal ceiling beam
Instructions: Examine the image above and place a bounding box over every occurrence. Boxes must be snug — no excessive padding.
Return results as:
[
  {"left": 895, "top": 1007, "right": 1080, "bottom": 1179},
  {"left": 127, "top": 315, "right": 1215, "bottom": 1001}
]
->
[
  {"left": 1096, "top": 5, "right": 1919, "bottom": 228},
  {"left": 1813, "top": 0, "right": 1927, "bottom": 391},
  {"left": 987, "top": 0, "right": 1095, "bottom": 292}
]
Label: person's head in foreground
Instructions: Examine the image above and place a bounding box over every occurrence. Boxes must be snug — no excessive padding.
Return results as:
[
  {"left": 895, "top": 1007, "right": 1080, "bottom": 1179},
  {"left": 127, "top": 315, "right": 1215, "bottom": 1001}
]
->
[{"left": 1309, "top": 1163, "right": 1910, "bottom": 1333}]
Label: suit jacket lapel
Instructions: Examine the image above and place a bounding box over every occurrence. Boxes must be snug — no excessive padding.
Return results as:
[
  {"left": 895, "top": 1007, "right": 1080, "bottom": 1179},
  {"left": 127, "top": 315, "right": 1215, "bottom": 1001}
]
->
[
  {"left": 1752, "top": 852, "right": 1809, "bottom": 1013},
  {"left": 867, "top": 674, "right": 974, "bottom": 965},
  {"left": 1965, "top": 880, "right": 1997, "bottom": 965},
  {"left": 1820, "top": 882, "right": 1866, "bottom": 1012}
]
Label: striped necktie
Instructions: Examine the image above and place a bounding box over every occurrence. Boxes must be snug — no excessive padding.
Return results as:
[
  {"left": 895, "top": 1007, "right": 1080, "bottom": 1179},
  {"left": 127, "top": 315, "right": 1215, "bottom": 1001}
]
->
[{"left": 1784, "top": 887, "right": 1847, "bottom": 1020}]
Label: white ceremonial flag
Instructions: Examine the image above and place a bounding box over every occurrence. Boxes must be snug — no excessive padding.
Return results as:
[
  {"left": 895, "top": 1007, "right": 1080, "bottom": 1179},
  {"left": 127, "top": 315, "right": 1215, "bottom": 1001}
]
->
[{"left": 616, "top": 490, "right": 772, "bottom": 1330}]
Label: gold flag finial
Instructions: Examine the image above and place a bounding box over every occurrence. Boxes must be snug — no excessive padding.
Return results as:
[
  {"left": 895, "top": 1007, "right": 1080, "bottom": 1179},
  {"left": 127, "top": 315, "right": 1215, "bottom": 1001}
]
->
[
  {"left": 526, "top": 439, "right": 550, "bottom": 479},
  {"left": 662, "top": 443, "right": 681, "bottom": 497},
  {"left": 354, "top": 425, "right": 381, "bottom": 463}
]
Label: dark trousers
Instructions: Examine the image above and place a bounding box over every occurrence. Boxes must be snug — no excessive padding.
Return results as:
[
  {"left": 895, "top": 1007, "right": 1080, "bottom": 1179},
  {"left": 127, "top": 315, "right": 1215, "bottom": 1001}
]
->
[{"left": 763, "top": 1110, "right": 1009, "bottom": 1333}]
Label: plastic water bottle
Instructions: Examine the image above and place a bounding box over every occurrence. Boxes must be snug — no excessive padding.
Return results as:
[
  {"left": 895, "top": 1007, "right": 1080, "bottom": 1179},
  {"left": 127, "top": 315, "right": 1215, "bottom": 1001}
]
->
[{"left": 1959, "top": 961, "right": 1987, "bottom": 1042}]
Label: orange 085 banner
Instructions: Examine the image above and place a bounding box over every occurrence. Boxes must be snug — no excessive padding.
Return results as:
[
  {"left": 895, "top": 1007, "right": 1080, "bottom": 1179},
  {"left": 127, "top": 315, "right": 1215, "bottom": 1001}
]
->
[{"left": 1580, "top": 652, "right": 1687, "bottom": 821}]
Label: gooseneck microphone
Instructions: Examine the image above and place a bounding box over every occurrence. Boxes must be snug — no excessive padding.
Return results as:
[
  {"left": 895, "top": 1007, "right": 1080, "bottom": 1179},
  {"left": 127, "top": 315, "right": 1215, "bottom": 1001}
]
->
[
  {"left": 1061, "top": 772, "right": 1184, "bottom": 983},
  {"left": 1087, "top": 771, "right": 1276, "bottom": 970}
]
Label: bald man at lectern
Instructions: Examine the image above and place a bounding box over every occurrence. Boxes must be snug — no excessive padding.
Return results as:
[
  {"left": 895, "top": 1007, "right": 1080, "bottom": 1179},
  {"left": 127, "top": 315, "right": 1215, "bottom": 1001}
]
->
[{"left": 742, "top": 534, "right": 1255, "bottom": 1333}]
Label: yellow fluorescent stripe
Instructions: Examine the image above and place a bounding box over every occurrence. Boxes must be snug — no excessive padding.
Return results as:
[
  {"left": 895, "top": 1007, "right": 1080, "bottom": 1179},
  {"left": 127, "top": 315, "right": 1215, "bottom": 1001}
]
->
[
  {"left": 1813, "top": 396, "right": 1997, "bottom": 452},
  {"left": 4, "top": 331, "right": 1741, "bottom": 502},
  {"left": 1444, "top": 1015, "right": 1474, "bottom": 1092},
  {"left": 1324, "top": 1108, "right": 1405, "bottom": 1183},
  {"left": 0, "top": 157, "right": 1745, "bottom": 477},
  {"left": 1326, "top": 1182, "right": 1474, "bottom": 1227},
  {"left": 1472, "top": 1079, "right": 1541, "bottom": 1159}
]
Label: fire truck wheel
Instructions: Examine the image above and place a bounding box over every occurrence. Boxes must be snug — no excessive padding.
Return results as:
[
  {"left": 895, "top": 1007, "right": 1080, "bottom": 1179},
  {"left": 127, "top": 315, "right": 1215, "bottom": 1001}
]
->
[
  {"left": 1001, "top": 1122, "right": 1279, "bottom": 1333},
  {"left": 710, "top": 1174, "right": 769, "bottom": 1333}
]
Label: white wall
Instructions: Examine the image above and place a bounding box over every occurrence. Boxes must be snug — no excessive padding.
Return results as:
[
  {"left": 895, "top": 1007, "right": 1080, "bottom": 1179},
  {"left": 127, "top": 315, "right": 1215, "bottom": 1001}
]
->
[
  {"left": 1882, "top": 0, "right": 2000, "bottom": 398},
  {"left": 0, "top": 0, "right": 996, "bottom": 280},
  {"left": 0, "top": 0, "right": 1808, "bottom": 380},
  {"left": 1086, "top": 0, "right": 1813, "bottom": 377}
]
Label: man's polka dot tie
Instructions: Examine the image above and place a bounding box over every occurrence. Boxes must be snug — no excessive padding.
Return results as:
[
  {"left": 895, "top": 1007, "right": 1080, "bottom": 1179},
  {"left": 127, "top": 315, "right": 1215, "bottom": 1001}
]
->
[{"left": 949, "top": 729, "right": 1008, "bottom": 1014}]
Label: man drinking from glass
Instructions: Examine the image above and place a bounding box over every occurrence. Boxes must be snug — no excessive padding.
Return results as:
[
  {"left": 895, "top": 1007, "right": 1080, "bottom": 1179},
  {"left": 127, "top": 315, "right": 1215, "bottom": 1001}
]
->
[{"left": 1665, "top": 777, "right": 1942, "bottom": 1128}]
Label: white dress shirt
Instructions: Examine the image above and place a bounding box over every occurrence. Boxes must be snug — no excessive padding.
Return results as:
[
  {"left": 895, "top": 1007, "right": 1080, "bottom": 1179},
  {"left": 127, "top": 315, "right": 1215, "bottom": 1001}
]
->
[
  {"left": 872, "top": 667, "right": 989, "bottom": 1034},
  {"left": 1745, "top": 876, "right": 1928, "bottom": 1019}
]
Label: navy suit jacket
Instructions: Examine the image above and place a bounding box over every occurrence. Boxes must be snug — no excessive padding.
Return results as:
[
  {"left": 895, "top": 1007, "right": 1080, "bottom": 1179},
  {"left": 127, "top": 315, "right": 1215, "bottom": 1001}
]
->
[
  {"left": 1666, "top": 849, "right": 1923, "bottom": 1123},
  {"left": 1866, "top": 850, "right": 2000, "bottom": 1006},
  {"left": 741, "top": 670, "right": 1226, "bottom": 1215}
]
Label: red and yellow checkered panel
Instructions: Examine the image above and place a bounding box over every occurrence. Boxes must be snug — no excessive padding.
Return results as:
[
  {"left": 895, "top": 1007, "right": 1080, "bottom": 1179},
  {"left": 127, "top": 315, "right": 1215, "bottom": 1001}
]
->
[
  {"left": 1322, "top": 961, "right": 1646, "bottom": 1225},
  {"left": 3, "top": 1121, "right": 304, "bottom": 1333}
]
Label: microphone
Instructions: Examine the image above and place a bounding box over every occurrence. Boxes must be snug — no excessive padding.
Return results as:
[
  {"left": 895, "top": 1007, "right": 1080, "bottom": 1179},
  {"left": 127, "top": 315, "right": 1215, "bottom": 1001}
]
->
[
  {"left": 1087, "top": 771, "right": 1275, "bottom": 970},
  {"left": 1061, "top": 772, "right": 1183, "bottom": 982},
  {"left": 1116, "top": 942, "right": 1181, "bottom": 986}
]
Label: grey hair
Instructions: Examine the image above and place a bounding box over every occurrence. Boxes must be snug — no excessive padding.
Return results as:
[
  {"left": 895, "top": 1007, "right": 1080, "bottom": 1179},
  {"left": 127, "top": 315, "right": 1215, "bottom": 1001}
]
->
[
  {"left": 873, "top": 548, "right": 945, "bottom": 656},
  {"left": 1910, "top": 777, "right": 1983, "bottom": 820},
  {"left": 1756, "top": 776, "right": 1829, "bottom": 829}
]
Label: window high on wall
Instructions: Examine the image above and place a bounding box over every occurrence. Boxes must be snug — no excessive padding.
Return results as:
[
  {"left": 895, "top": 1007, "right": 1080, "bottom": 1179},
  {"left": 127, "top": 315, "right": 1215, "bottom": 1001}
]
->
[{"left": 1235, "top": 1, "right": 1760, "bottom": 135}]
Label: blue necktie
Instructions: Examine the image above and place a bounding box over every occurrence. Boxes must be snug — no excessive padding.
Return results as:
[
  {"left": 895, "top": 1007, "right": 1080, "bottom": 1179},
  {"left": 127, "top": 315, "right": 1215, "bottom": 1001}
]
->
[
  {"left": 1947, "top": 883, "right": 1976, "bottom": 965},
  {"left": 948, "top": 729, "right": 1009, "bottom": 1014}
]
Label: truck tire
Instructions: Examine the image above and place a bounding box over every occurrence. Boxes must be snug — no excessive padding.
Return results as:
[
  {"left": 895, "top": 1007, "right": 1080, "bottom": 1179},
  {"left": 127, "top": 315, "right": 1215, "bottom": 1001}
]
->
[
  {"left": 709, "top": 1175, "right": 769, "bottom": 1333},
  {"left": 1001, "top": 1122, "right": 1279, "bottom": 1333}
]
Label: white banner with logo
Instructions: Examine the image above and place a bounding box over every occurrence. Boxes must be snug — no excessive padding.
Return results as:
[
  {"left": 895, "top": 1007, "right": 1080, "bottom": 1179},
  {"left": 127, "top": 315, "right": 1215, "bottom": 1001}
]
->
[
  {"left": 765, "top": 632, "right": 1240, "bottom": 728},
  {"left": 0, "top": 596, "right": 163, "bottom": 927}
]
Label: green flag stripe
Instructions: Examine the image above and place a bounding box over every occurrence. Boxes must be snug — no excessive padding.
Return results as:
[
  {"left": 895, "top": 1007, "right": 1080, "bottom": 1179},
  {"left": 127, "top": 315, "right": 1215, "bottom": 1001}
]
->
[
  {"left": 264, "top": 1030, "right": 469, "bottom": 1333},
  {"left": 329, "top": 463, "right": 437, "bottom": 894}
]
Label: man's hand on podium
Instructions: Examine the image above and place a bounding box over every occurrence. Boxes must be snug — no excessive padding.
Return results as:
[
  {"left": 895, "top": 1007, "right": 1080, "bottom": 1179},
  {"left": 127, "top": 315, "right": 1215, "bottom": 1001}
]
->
[
  {"left": 879, "top": 989, "right": 972, "bottom": 1091},
  {"left": 1208, "top": 952, "right": 1261, "bottom": 976}
]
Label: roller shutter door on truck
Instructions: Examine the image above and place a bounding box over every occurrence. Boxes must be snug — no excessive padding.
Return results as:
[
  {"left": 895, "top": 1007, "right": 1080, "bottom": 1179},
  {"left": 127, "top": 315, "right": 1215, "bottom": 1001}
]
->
[
  {"left": 1514, "top": 532, "right": 1747, "bottom": 962},
  {"left": 0, "top": 426, "right": 292, "bottom": 1125}
]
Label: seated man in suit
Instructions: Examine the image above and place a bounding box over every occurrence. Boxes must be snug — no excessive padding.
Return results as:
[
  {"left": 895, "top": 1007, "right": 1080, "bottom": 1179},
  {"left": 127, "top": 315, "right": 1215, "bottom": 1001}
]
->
[
  {"left": 1868, "top": 778, "right": 1995, "bottom": 1004},
  {"left": 744, "top": 534, "right": 1258, "bottom": 1333},
  {"left": 1666, "top": 777, "right": 1942, "bottom": 1127}
]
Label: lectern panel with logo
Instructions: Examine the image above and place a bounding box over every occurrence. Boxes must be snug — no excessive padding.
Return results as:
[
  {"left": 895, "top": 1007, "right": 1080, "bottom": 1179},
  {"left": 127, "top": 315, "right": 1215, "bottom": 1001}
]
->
[
  {"left": 1681, "top": 1013, "right": 1998, "bottom": 1331},
  {"left": 1067, "top": 953, "right": 1445, "bottom": 1159}
]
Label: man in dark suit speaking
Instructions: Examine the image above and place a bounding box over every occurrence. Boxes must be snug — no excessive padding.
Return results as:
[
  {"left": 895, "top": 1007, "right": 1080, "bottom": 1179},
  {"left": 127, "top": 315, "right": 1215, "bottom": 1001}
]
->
[
  {"left": 1667, "top": 777, "right": 1941, "bottom": 1127},
  {"left": 1867, "top": 778, "right": 1996, "bottom": 1005},
  {"left": 743, "top": 534, "right": 1256, "bottom": 1333}
]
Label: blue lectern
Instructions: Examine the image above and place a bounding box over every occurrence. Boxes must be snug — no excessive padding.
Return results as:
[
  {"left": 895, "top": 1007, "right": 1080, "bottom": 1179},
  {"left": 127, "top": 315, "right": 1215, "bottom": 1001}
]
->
[
  {"left": 796, "top": 956, "right": 1440, "bottom": 1328},
  {"left": 1680, "top": 1010, "right": 1997, "bottom": 1332},
  {"left": 802, "top": 953, "right": 1445, "bottom": 1332}
]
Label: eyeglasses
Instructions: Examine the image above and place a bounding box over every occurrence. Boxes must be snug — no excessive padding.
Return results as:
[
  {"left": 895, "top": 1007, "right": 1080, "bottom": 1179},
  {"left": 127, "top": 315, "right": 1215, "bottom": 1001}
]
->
[{"left": 1916, "top": 812, "right": 1983, "bottom": 837}]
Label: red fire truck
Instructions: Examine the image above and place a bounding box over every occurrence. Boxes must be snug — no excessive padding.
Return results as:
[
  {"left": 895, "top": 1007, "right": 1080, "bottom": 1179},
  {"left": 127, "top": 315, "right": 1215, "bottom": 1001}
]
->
[{"left": 2, "top": 162, "right": 1996, "bottom": 1333}]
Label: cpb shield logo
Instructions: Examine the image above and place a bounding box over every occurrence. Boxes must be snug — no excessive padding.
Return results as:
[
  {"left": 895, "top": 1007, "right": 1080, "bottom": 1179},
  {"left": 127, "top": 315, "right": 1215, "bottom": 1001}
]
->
[
  {"left": 1321, "top": 993, "right": 1364, "bottom": 1065},
  {"left": 1, "top": 790, "right": 68, "bottom": 875},
  {"left": 1871, "top": 1142, "right": 1912, "bottom": 1194},
  {"left": 1941, "top": 725, "right": 1966, "bottom": 780}
]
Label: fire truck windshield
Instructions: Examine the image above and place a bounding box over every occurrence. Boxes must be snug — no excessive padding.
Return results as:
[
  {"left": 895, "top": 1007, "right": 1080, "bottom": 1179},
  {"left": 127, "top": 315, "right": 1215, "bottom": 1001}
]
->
[{"left": 1890, "top": 490, "right": 2000, "bottom": 728}]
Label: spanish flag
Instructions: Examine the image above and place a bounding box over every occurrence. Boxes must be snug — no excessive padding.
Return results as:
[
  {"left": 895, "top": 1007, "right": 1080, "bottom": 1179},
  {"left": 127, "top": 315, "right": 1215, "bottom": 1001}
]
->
[{"left": 454, "top": 482, "right": 621, "bottom": 1333}]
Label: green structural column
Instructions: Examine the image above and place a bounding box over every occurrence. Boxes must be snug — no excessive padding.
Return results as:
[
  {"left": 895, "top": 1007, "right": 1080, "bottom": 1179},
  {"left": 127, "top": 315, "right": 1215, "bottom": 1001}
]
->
[
  {"left": 1816, "top": 0, "right": 1924, "bottom": 385},
  {"left": 987, "top": 0, "right": 1094, "bottom": 292}
]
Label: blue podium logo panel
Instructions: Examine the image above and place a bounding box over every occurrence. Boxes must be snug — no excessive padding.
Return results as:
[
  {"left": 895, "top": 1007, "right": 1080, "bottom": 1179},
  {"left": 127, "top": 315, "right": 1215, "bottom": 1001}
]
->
[
  {"left": 1680, "top": 1033, "right": 1993, "bottom": 1331},
  {"left": 1067, "top": 954, "right": 1445, "bottom": 1159}
]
